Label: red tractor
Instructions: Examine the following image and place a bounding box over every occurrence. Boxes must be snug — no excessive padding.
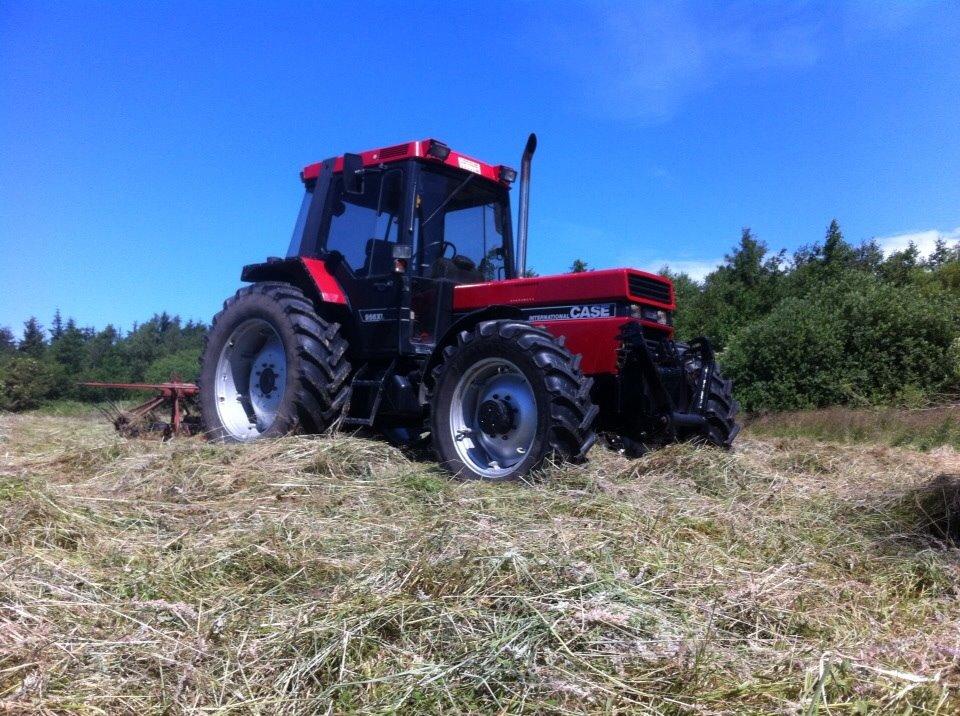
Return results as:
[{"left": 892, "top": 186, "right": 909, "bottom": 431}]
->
[{"left": 199, "top": 135, "right": 739, "bottom": 479}]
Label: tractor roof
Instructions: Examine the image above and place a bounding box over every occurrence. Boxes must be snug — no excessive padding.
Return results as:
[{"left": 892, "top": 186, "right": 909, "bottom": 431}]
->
[{"left": 300, "top": 139, "right": 513, "bottom": 187}]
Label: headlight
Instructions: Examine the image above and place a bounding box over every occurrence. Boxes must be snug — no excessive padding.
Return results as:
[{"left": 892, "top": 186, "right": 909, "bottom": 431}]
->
[{"left": 630, "top": 305, "right": 670, "bottom": 324}]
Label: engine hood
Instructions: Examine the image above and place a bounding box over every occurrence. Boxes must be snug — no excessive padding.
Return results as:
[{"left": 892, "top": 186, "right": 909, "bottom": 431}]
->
[{"left": 453, "top": 268, "right": 674, "bottom": 312}]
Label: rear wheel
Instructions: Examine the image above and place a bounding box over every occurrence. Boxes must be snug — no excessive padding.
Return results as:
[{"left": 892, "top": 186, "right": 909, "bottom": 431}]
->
[
  {"left": 430, "top": 320, "right": 598, "bottom": 480},
  {"left": 199, "top": 282, "right": 351, "bottom": 442}
]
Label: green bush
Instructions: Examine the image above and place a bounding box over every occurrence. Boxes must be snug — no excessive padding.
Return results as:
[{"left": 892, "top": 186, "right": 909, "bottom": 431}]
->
[
  {"left": 0, "top": 355, "right": 69, "bottom": 411},
  {"left": 721, "top": 297, "right": 847, "bottom": 410},
  {"left": 723, "top": 274, "right": 960, "bottom": 411},
  {"left": 144, "top": 348, "right": 201, "bottom": 384}
]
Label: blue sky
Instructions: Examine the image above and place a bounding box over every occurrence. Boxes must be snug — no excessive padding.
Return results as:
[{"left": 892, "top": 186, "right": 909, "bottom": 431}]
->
[{"left": 2, "top": 1, "right": 959, "bottom": 336}]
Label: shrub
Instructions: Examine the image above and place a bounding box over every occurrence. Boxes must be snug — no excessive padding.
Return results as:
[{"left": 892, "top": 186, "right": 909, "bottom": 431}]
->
[
  {"left": 0, "top": 355, "right": 68, "bottom": 411},
  {"left": 723, "top": 274, "right": 960, "bottom": 411},
  {"left": 721, "top": 297, "right": 848, "bottom": 410},
  {"left": 144, "top": 348, "right": 201, "bottom": 384}
]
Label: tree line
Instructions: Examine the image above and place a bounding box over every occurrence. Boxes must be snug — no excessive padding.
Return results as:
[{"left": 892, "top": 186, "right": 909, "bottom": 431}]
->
[
  {"left": 563, "top": 221, "right": 960, "bottom": 411},
  {"left": 4, "top": 220, "right": 959, "bottom": 414},
  {"left": 0, "top": 312, "right": 206, "bottom": 411}
]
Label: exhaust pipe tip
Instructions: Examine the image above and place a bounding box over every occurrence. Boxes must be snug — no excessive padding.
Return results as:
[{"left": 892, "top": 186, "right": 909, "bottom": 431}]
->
[{"left": 523, "top": 133, "right": 538, "bottom": 160}]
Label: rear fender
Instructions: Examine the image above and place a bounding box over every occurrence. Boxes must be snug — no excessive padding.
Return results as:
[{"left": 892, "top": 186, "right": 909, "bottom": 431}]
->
[
  {"left": 241, "top": 257, "right": 349, "bottom": 315},
  {"left": 419, "top": 305, "right": 524, "bottom": 403}
]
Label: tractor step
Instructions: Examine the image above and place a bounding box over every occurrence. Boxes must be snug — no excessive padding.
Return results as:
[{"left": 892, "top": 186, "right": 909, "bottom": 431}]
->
[{"left": 343, "top": 361, "right": 395, "bottom": 427}]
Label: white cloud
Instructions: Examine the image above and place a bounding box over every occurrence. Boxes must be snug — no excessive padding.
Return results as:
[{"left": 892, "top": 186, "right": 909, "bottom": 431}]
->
[
  {"left": 641, "top": 259, "right": 720, "bottom": 282},
  {"left": 624, "top": 227, "right": 960, "bottom": 279},
  {"left": 530, "top": 1, "right": 943, "bottom": 122},
  {"left": 874, "top": 227, "right": 960, "bottom": 257},
  {"left": 534, "top": 3, "right": 822, "bottom": 122},
  {"left": 644, "top": 258, "right": 723, "bottom": 281}
]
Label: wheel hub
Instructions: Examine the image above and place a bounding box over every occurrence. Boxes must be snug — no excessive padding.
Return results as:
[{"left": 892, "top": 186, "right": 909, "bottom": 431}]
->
[
  {"left": 478, "top": 398, "right": 515, "bottom": 436},
  {"left": 257, "top": 366, "right": 278, "bottom": 396},
  {"left": 448, "top": 358, "right": 536, "bottom": 479}
]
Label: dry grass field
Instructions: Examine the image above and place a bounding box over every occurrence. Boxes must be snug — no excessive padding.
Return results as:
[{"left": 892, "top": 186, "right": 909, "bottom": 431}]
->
[
  {"left": 749, "top": 405, "right": 960, "bottom": 452},
  {"left": 2, "top": 411, "right": 959, "bottom": 714}
]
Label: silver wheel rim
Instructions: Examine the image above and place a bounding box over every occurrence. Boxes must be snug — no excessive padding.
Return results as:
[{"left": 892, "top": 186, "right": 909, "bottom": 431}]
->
[
  {"left": 214, "top": 318, "right": 287, "bottom": 441},
  {"left": 449, "top": 357, "right": 536, "bottom": 478}
]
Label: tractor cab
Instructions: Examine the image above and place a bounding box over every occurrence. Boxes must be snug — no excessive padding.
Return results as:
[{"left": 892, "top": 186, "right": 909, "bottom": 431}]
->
[{"left": 284, "top": 140, "right": 516, "bottom": 358}]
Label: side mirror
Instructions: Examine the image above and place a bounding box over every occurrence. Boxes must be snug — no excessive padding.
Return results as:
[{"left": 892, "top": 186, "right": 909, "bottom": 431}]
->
[
  {"left": 493, "top": 203, "right": 505, "bottom": 235},
  {"left": 343, "top": 153, "right": 364, "bottom": 194}
]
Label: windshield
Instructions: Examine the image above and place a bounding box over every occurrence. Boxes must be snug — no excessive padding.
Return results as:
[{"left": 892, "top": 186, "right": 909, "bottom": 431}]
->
[{"left": 416, "top": 168, "right": 511, "bottom": 281}]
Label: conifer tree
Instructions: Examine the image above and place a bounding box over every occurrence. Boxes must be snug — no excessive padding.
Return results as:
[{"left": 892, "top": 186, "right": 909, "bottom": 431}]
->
[
  {"left": 19, "top": 318, "right": 46, "bottom": 356},
  {"left": 0, "top": 327, "right": 16, "bottom": 354},
  {"left": 50, "top": 309, "right": 64, "bottom": 341}
]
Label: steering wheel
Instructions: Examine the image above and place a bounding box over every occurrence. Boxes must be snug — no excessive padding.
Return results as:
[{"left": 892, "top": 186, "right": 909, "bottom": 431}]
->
[{"left": 439, "top": 240, "right": 458, "bottom": 259}]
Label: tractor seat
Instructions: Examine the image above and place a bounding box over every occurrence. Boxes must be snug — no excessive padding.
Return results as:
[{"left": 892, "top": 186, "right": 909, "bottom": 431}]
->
[{"left": 362, "top": 238, "right": 394, "bottom": 276}]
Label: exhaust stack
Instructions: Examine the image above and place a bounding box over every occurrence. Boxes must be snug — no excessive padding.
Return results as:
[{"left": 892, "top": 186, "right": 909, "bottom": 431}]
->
[{"left": 516, "top": 133, "right": 537, "bottom": 277}]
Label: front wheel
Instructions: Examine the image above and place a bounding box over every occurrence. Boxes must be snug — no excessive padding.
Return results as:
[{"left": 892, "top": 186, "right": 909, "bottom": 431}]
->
[
  {"left": 199, "top": 282, "right": 351, "bottom": 442},
  {"left": 429, "top": 320, "right": 598, "bottom": 480}
]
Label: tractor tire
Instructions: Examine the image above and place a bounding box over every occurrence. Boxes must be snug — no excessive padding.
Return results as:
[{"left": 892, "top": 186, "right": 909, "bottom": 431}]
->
[
  {"left": 429, "top": 320, "right": 598, "bottom": 480},
  {"left": 199, "top": 282, "right": 351, "bottom": 442},
  {"left": 695, "top": 364, "right": 741, "bottom": 448},
  {"left": 674, "top": 340, "right": 740, "bottom": 449}
]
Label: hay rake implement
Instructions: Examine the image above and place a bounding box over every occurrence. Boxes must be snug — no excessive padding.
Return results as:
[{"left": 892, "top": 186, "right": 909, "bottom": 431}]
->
[{"left": 80, "top": 381, "right": 202, "bottom": 439}]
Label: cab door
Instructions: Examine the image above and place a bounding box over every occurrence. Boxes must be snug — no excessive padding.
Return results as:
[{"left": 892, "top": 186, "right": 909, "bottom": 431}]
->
[{"left": 322, "top": 167, "right": 406, "bottom": 358}]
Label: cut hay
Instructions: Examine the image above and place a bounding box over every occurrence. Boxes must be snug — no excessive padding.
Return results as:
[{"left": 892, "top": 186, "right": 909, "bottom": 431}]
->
[{"left": 0, "top": 413, "right": 958, "bottom": 713}]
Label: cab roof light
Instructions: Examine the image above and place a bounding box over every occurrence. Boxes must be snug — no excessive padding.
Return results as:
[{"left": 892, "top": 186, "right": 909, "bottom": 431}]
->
[
  {"left": 426, "top": 140, "right": 451, "bottom": 160},
  {"left": 498, "top": 165, "right": 517, "bottom": 183}
]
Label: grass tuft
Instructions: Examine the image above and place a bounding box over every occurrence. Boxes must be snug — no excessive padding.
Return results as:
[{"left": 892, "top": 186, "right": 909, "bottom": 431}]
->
[{"left": 904, "top": 473, "right": 960, "bottom": 544}]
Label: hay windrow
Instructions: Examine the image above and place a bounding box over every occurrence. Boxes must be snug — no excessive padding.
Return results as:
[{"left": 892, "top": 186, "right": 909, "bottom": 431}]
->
[{"left": 1, "top": 412, "right": 958, "bottom": 713}]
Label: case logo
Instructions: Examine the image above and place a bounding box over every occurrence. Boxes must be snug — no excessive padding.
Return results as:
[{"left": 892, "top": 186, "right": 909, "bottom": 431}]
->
[{"left": 525, "top": 303, "right": 615, "bottom": 321}]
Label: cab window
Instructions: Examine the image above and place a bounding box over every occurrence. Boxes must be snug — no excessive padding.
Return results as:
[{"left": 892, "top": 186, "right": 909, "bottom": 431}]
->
[
  {"left": 286, "top": 184, "right": 314, "bottom": 258},
  {"left": 324, "top": 168, "right": 402, "bottom": 277},
  {"left": 443, "top": 203, "right": 507, "bottom": 280}
]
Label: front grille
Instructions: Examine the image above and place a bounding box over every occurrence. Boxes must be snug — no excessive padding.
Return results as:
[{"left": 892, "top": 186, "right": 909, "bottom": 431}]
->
[{"left": 628, "top": 273, "right": 672, "bottom": 304}]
